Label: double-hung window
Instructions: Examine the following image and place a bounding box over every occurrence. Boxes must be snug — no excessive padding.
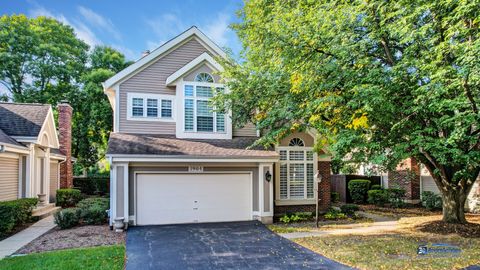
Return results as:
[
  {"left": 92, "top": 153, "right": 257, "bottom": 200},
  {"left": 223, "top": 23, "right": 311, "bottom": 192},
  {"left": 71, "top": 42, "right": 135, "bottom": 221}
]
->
[
  {"left": 278, "top": 138, "right": 315, "bottom": 200},
  {"left": 183, "top": 84, "right": 225, "bottom": 133},
  {"left": 129, "top": 94, "right": 174, "bottom": 120}
]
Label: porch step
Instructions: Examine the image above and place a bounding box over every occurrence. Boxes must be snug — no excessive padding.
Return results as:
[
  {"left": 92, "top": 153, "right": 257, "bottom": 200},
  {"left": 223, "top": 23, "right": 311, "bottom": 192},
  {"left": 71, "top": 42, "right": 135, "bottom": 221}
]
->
[{"left": 32, "top": 203, "right": 61, "bottom": 219}]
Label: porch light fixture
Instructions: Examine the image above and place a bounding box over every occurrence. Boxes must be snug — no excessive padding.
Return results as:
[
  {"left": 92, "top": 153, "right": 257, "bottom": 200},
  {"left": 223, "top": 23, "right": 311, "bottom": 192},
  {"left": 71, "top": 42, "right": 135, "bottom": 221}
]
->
[{"left": 265, "top": 170, "right": 272, "bottom": 182}]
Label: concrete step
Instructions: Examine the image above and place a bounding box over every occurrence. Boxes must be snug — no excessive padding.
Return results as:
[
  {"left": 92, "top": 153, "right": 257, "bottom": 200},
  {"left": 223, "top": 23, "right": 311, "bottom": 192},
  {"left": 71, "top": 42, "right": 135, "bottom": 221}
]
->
[{"left": 32, "top": 204, "right": 61, "bottom": 219}]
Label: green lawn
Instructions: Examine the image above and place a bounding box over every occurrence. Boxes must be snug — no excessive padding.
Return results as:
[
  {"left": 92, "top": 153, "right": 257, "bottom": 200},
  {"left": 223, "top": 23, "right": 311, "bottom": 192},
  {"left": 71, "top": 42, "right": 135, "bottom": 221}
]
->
[
  {"left": 0, "top": 245, "right": 125, "bottom": 270},
  {"left": 295, "top": 234, "right": 480, "bottom": 270}
]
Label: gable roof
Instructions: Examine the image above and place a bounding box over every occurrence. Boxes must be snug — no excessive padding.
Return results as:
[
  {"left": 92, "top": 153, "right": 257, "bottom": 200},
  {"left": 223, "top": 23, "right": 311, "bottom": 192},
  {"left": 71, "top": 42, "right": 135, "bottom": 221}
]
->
[
  {"left": 0, "top": 103, "right": 51, "bottom": 137},
  {"left": 166, "top": 52, "right": 224, "bottom": 86},
  {"left": 103, "top": 26, "right": 227, "bottom": 90}
]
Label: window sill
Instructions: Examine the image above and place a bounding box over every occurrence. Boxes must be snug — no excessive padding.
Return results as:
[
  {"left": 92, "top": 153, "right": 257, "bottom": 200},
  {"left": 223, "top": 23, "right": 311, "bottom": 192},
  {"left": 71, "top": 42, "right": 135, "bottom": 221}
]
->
[
  {"left": 275, "top": 199, "right": 316, "bottom": 206},
  {"left": 126, "top": 116, "right": 176, "bottom": 122}
]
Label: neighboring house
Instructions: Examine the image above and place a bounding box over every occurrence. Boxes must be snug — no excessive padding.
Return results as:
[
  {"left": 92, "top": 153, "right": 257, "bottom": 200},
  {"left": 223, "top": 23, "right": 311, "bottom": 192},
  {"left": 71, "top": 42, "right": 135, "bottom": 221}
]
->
[
  {"left": 103, "top": 26, "right": 332, "bottom": 229},
  {"left": 0, "top": 102, "right": 74, "bottom": 205}
]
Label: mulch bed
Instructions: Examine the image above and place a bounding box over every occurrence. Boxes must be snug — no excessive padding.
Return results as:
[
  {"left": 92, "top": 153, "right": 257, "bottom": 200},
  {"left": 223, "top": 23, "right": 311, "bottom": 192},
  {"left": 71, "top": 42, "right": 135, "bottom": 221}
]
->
[
  {"left": 15, "top": 225, "right": 125, "bottom": 254},
  {"left": 415, "top": 215, "right": 480, "bottom": 238},
  {"left": 359, "top": 204, "right": 442, "bottom": 218}
]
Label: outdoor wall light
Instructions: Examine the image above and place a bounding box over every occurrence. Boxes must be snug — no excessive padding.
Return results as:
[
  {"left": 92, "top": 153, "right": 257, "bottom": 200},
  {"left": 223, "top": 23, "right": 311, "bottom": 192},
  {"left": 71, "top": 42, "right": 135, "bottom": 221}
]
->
[{"left": 265, "top": 170, "right": 272, "bottom": 182}]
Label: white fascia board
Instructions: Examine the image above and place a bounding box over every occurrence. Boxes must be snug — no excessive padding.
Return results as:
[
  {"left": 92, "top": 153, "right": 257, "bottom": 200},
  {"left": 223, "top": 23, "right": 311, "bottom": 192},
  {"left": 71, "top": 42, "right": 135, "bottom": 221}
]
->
[
  {"left": 108, "top": 155, "right": 279, "bottom": 163},
  {"left": 11, "top": 136, "right": 38, "bottom": 143},
  {"left": 38, "top": 107, "right": 60, "bottom": 148},
  {"left": 103, "top": 26, "right": 226, "bottom": 90},
  {"left": 1, "top": 144, "right": 29, "bottom": 154},
  {"left": 166, "top": 53, "right": 224, "bottom": 86}
]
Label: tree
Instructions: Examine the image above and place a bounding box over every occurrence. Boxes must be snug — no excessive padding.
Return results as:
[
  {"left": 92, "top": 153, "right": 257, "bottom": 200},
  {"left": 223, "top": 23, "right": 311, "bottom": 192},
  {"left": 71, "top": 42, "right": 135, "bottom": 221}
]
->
[
  {"left": 73, "top": 46, "right": 132, "bottom": 169},
  {"left": 0, "top": 15, "right": 88, "bottom": 102},
  {"left": 217, "top": 0, "right": 480, "bottom": 223}
]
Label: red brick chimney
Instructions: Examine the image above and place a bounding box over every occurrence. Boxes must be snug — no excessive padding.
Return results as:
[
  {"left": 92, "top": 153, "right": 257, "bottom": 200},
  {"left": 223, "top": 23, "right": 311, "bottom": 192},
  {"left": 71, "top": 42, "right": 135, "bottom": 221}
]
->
[{"left": 58, "top": 101, "right": 73, "bottom": 188}]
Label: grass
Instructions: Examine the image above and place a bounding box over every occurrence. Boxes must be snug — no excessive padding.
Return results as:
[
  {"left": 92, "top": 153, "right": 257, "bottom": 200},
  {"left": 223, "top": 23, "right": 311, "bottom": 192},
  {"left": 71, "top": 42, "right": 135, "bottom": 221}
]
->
[
  {"left": 268, "top": 217, "right": 374, "bottom": 233},
  {"left": 0, "top": 245, "right": 125, "bottom": 270},
  {"left": 294, "top": 234, "right": 480, "bottom": 270}
]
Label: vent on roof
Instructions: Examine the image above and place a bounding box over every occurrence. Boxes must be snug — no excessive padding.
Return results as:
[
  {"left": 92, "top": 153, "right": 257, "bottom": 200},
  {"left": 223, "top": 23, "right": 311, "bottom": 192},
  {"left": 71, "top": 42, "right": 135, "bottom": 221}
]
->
[{"left": 142, "top": 50, "right": 150, "bottom": 57}]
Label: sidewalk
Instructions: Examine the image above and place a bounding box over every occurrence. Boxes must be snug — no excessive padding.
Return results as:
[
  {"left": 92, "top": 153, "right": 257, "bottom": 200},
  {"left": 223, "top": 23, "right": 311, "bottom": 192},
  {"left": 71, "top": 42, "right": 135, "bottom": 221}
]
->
[{"left": 0, "top": 215, "right": 56, "bottom": 259}]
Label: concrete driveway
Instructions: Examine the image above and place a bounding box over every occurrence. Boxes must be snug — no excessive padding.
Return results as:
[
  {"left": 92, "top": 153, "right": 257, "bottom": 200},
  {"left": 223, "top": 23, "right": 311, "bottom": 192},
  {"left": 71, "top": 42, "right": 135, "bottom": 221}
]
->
[{"left": 126, "top": 221, "right": 353, "bottom": 270}]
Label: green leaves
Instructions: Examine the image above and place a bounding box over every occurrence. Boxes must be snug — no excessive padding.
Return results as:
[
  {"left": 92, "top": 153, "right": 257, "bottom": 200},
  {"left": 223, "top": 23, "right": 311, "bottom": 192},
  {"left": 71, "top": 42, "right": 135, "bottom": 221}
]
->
[{"left": 221, "top": 0, "right": 480, "bottom": 184}]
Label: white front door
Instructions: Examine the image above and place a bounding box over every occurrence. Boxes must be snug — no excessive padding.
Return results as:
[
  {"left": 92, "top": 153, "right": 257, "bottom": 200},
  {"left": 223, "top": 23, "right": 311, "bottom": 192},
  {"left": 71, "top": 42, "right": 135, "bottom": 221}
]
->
[{"left": 136, "top": 173, "right": 252, "bottom": 225}]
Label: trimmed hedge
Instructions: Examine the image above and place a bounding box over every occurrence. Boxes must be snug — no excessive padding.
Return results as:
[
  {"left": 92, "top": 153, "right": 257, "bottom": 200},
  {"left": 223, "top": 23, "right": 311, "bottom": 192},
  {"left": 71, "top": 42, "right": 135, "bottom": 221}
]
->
[
  {"left": 348, "top": 179, "right": 371, "bottom": 203},
  {"left": 421, "top": 191, "right": 442, "bottom": 210},
  {"left": 0, "top": 198, "right": 38, "bottom": 236},
  {"left": 340, "top": 204, "right": 359, "bottom": 216},
  {"left": 56, "top": 189, "right": 82, "bottom": 208},
  {"left": 54, "top": 197, "right": 110, "bottom": 229},
  {"left": 367, "top": 190, "right": 389, "bottom": 206},
  {"left": 370, "top": 184, "right": 382, "bottom": 190},
  {"left": 78, "top": 198, "right": 109, "bottom": 225},
  {"left": 54, "top": 208, "right": 80, "bottom": 229},
  {"left": 74, "top": 177, "right": 109, "bottom": 195},
  {"left": 386, "top": 188, "right": 406, "bottom": 208}
]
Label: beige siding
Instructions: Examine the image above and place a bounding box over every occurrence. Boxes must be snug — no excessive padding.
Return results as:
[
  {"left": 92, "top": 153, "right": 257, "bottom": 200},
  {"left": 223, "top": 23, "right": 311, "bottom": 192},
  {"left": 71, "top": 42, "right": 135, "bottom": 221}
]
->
[
  {"left": 119, "top": 38, "right": 212, "bottom": 134},
  {"left": 0, "top": 157, "right": 19, "bottom": 201},
  {"left": 233, "top": 122, "right": 258, "bottom": 137},
  {"left": 421, "top": 176, "right": 440, "bottom": 194},
  {"left": 183, "top": 63, "right": 221, "bottom": 82},
  {"left": 49, "top": 162, "right": 59, "bottom": 203},
  {"left": 279, "top": 132, "right": 314, "bottom": 147}
]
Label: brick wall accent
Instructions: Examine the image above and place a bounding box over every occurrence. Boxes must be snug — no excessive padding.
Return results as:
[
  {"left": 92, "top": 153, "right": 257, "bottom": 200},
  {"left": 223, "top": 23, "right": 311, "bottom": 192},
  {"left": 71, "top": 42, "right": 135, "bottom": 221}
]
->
[
  {"left": 388, "top": 158, "right": 420, "bottom": 201},
  {"left": 274, "top": 161, "right": 332, "bottom": 215},
  {"left": 58, "top": 102, "right": 73, "bottom": 188}
]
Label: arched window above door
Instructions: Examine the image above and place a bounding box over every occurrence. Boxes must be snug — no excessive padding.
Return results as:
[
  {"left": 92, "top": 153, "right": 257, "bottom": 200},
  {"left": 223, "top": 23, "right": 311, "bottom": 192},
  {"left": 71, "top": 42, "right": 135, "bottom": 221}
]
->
[
  {"left": 194, "top": 72, "right": 214, "bottom": 83},
  {"left": 288, "top": 138, "right": 305, "bottom": 147}
]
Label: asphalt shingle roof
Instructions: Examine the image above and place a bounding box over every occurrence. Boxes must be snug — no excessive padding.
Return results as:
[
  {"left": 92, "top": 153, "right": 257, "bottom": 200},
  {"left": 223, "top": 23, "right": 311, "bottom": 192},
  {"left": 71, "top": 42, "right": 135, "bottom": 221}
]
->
[
  {"left": 107, "top": 133, "right": 278, "bottom": 159},
  {"left": 0, "top": 128, "right": 24, "bottom": 147},
  {"left": 0, "top": 103, "right": 50, "bottom": 137}
]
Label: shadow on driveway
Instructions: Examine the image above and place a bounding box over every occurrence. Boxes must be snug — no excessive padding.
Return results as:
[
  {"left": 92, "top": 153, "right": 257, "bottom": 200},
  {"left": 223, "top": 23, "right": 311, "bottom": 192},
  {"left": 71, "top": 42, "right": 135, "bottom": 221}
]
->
[{"left": 126, "top": 221, "right": 353, "bottom": 270}]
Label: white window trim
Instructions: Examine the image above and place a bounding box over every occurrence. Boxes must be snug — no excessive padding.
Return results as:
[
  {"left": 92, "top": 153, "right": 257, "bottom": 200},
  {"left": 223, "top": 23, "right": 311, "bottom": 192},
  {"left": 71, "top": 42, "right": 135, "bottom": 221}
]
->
[
  {"left": 176, "top": 80, "right": 232, "bottom": 139},
  {"left": 275, "top": 146, "right": 318, "bottom": 203},
  {"left": 127, "top": 93, "right": 176, "bottom": 122}
]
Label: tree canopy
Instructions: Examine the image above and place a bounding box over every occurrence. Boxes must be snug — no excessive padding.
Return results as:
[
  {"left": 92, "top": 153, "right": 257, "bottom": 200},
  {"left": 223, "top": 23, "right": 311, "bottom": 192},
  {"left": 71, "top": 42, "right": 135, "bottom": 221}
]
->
[
  {"left": 0, "top": 15, "right": 131, "bottom": 172},
  {"left": 218, "top": 0, "right": 480, "bottom": 223}
]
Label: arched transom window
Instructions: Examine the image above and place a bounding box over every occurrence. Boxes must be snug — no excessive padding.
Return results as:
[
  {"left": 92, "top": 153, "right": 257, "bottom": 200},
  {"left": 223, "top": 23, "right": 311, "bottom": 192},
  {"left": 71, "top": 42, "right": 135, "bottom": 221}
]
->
[
  {"left": 194, "top": 72, "right": 214, "bottom": 83},
  {"left": 278, "top": 137, "right": 315, "bottom": 201},
  {"left": 288, "top": 138, "right": 305, "bottom": 147}
]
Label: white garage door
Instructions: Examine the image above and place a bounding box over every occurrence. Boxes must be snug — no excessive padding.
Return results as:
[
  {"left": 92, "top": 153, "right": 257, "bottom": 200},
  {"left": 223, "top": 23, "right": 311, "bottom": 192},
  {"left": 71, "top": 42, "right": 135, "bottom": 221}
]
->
[{"left": 136, "top": 173, "right": 252, "bottom": 225}]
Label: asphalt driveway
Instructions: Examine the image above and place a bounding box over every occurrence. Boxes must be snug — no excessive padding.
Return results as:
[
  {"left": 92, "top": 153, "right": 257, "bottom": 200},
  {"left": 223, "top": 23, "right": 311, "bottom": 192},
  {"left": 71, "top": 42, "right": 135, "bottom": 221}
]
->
[{"left": 126, "top": 221, "right": 353, "bottom": 270}]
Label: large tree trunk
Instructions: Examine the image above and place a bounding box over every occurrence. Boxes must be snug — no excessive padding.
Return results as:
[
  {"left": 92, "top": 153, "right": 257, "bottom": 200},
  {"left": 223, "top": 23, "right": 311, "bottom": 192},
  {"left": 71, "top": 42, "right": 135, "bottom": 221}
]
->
[{"left": 441, "top": 189, "right": 467, "bottom": 224}]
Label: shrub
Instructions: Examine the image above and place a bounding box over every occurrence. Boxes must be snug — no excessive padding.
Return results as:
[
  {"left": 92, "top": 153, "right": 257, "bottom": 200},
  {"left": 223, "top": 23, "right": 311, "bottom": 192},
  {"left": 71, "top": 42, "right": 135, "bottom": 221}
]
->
[
  {"left": 324, "top": 208, "right": 347, "bottom": 220},
  {"left": 370, "top": 184, "right": 382, "bottom": 190},
  {"left": 331, "top": 192, "right": 340, "bottom": 203},
  {"left": 78, "top": 198, "right": 110, "bottom": 225},
  {"left": 279, "top": 212, "right": 312, "bottom": 223},
  {"left": 386, "top": 188, "right": 406, "bottom": 208},
  {"left": 54, "top": 208, "right": 80, "bottom": 229},
  {"left": 340, "top": 204, "right": 359, "bottom": 216},
  {"left": 348, "top": 179, "right": 371, "bottom": 203},
  {"left": 0, "top": 198, "right": 38, "bottom": 236},
  {"left": 56, "top": 189, "right": 82, "bottom": 208},
  {"left": 367, "top": 190, "right": 389, "bottom": 206},
  {"left": 421, "top": 191, "right": 442, "bottom": 210}
]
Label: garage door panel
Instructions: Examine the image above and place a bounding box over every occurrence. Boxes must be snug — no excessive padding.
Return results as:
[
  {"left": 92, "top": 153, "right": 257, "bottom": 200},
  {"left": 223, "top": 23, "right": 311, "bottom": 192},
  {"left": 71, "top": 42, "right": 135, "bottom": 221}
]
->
[{"left": 137, "top": 173, "right": 251, "bottom": 225}]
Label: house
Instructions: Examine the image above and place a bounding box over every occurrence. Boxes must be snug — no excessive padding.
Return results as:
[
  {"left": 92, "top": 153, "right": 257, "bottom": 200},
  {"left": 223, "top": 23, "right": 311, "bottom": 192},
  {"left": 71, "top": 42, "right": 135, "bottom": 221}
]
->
[
  {"left": 0, "top": 102, "right": 73, "bottom": 206},
  {"left": 103, "top": 26, "right": 332, "bottom": 229}
]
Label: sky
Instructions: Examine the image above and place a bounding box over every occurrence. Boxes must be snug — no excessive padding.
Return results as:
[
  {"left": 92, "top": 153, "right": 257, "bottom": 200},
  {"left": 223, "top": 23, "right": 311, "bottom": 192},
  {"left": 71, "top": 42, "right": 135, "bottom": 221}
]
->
[{"left": 1, "top": 0, "right": 244, "bottom": 61}]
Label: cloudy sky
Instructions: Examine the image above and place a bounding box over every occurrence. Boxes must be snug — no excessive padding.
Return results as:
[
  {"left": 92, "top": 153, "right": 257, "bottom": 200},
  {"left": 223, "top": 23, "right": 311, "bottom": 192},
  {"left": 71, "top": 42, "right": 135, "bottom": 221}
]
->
[{"left": 1, "top": 0, "right": 244, "bottom": 61}]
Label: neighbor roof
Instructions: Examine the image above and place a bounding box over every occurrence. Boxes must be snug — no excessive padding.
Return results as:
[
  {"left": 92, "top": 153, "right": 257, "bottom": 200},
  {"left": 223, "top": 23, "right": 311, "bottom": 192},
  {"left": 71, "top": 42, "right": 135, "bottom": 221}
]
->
[
  {"left": 0, "top": 128, "right": 24, "bottom": 147},
  {"left": 0, "top": 103, "right": 50, "bottom": 137},
  {"left": 107, "top": 133, "right": 278, "bottom": 159}
]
